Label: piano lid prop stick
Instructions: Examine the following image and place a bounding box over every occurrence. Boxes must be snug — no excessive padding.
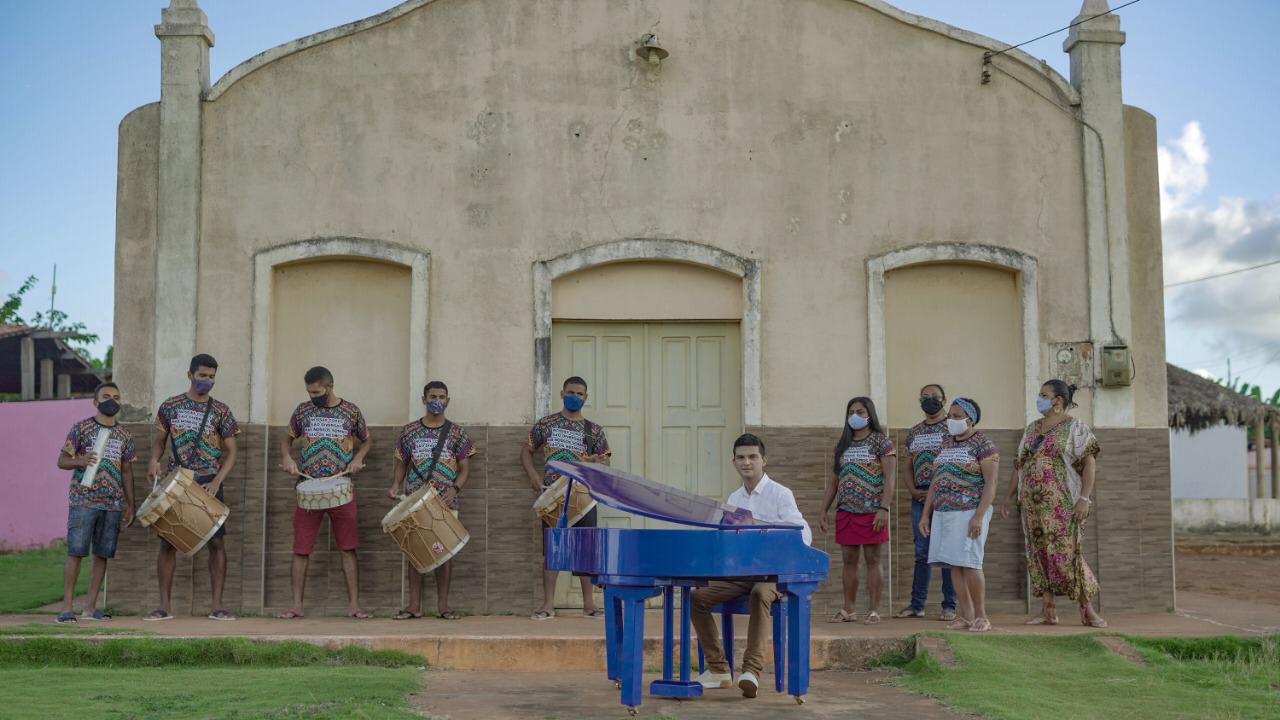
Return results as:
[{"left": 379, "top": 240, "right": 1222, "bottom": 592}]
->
[{"left": 80, "top": 427, "right": 112, "bottom": 487}]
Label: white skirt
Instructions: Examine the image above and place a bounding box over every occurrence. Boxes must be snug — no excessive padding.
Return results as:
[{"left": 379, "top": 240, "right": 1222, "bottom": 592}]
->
[{"left": 927, "top": 506, "right": 993, "bottom": 570}]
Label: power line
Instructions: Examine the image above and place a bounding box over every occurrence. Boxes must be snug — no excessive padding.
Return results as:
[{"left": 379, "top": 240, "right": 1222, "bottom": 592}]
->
[
  {"left": 1164, "top": 259, "right": 1280, "bottom": 289},
  {"left": 989, "top": 0, "right": 1144, "bottom": 57}
]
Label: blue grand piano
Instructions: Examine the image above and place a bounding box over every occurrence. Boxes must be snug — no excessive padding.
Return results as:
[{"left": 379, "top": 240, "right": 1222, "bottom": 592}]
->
[{"left": 544, "top": 461, "right": 829, "bottom": 713}]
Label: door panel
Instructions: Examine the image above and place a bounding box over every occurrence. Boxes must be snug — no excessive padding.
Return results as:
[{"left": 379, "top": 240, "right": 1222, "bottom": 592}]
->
[{"left": 549, "top": 321, "right": 742, "bottom": 608}]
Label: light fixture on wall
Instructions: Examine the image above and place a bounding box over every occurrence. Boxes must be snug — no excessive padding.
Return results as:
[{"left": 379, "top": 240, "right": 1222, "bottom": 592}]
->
[{"left": 636, "top": 34, "right": 668, "bottom": 64}]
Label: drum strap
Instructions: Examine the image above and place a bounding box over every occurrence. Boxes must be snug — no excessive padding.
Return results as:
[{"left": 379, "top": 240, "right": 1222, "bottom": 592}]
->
[
  {"left": 408, "top": 420, "right": 452, "bottom": 491},
  {"left": 169, "top": 398, "right": 214, "bottom": 477}
]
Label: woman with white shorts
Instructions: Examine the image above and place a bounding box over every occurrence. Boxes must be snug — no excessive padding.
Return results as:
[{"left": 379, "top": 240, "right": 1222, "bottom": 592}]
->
[{"left": 918, "top": 397, "right": 1001, "bottom": 632}]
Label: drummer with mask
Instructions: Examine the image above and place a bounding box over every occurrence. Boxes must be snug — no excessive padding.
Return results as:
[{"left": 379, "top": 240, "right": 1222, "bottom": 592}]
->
[
  {"left": 521, "top": 376, "right": 610, "bottom": 621},
  {"left": 388, "top": 380, "right": 477, "bottom": 620},
  {"left": 277, "top": 366, "right": 372, "bottom": 620}
]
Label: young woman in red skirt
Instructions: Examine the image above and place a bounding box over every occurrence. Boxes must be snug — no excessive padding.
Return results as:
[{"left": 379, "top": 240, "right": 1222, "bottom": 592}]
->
[{"left": 819, "top": 397, "right": 896, "bottom": 624}]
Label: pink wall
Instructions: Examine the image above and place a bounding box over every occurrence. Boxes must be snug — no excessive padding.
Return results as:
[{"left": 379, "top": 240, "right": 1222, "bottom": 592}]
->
[{"left": 0, "top": 399, "right": 96, "bottom": 550}]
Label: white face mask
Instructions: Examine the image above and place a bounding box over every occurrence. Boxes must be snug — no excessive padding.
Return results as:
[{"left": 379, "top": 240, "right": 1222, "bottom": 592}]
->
[{"left": 946, "top": 418, "right": 970, "bottom": 436}]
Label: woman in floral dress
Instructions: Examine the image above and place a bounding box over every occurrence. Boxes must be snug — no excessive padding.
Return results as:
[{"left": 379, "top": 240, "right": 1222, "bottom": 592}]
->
[{"left": 1001, "top": 379, "right": 1107, "bottom": 628}]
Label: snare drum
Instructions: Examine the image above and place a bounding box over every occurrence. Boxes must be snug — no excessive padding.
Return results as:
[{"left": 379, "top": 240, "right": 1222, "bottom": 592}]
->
[
  {"left": 296, "top": 475, "right": 353, "bottom": 510},
  {"left": 382, "top": 486, "right": 469, "bottom": 573},
  {"left": 137, "top": 467, "right": 230, "bottom": 556},
  {"left": 533, "top": 475, "right": 597, "bottom": 527}
]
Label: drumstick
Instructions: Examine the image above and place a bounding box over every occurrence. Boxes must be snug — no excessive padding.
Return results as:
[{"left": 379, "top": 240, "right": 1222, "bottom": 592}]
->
[
  {"left": 297, "top": 470, "right": 351, "bottom": 482},
  {"left": 80, "top": 427, "right": 112, "bottom": 488}
]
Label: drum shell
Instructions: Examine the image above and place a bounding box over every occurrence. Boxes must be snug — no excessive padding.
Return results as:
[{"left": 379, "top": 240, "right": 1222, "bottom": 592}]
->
[
  {"left": 295, "top": 476, "right": 354, "bottom": 510},
  {"left": 137, "top": 467, "right": 230, "bottom": 557},
  {"left": 532, "top": 476, "right": 597, "bottom": 527},
  {"left": 382, "top": 486, "right": 469, "bottom": 573}
]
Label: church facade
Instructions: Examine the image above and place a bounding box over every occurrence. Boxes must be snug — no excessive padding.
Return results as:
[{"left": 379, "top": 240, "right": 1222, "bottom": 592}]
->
[{"left": 108, "top": 0, "right": 1172, "bottom": 615}]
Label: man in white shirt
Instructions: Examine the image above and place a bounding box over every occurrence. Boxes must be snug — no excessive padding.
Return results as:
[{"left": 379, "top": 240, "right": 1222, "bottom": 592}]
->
[{"left": 692, "top": 433, "right": 812, "bottom": 698}]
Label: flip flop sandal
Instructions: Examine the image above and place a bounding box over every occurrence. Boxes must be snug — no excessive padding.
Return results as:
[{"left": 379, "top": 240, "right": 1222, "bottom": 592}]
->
[
  {"left": 275, "top": 610, "right": 305, "bottom": 620},
  {"left": 583, "top": 610, "right": 604, "bottom": 618},
  {"left": 864, "top": 611, "right": 882, "bottom": 625},
  {"left": 393, "top": 610, "right": 423, "bottom": 621},
  {"left": 829, "top": 609, "right": 857, "bottom": 623},
  {"left": 1025, "top": 612, "right": 1058, "bottom": 625},
  {"left": 143, "top": 609, "right": 173, "bottom": 622},
  {"left": 947, "top": 618, "right": 972, "bottom": 630},
  {"left": 208, "top": 609, "right": 236, "bottom": 621},
  {"left": 438, "top": 611, "right": 459, "bottom": 620},
  {"left": 81, "top": 608, "right": 112, "bottom": 621},
  {"left": 894, "top": 607, "right": 925, "bottom": 618},
  {"left": 55, "top": 611, "right": 78, "bottom": 625},
  {"left": 530, "top": 610, "right": 555, "bottom": 621},
  {"left": 349, "top": 610, "right": 371, "bottom": 619},
  {"left": 968, "top": 618, "right": 993, "bottom": 632}
]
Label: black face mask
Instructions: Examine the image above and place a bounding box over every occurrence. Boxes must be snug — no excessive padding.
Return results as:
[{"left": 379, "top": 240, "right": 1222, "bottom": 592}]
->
[
  {"left": 311, "top": 393, "right": 329, "bottom": 408},
  {"left": 920, "top": 397, "right": 945, "bottom": 416},
  {"left": 98, "top": 399, "right": 121, "bottom": 417}
]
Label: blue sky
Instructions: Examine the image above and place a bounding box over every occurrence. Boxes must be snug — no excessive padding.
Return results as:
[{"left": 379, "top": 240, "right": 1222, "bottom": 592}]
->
[{"left": 1, "top": 1, "right": 1278, "bottom": 396}]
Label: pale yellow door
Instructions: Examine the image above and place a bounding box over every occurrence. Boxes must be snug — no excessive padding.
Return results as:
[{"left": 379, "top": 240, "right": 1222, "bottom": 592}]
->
[
  {"left": 646, "top": 323, "right": 743, "bottom": 503},
  {"left": 550, "top": 321, "right": 742, "bottom": 608},
  {"left": 550, "top": 323, "right": 645, "bottom": 608}
]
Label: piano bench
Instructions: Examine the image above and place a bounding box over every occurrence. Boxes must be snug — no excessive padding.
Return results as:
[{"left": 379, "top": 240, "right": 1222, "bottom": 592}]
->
[{"left": 696, "top": 596, "right": 787, "bottom": 693}]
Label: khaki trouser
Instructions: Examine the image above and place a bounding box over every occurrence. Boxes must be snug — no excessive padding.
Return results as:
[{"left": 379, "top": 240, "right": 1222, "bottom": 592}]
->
[{"left": 690, "top": 580, "right": 780, "bottom": 676}]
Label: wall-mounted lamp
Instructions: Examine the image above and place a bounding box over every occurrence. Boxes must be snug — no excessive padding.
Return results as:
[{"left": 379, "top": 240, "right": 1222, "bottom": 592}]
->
[{"left": 636, "top": 33, "right": 669, "bottom": 65}]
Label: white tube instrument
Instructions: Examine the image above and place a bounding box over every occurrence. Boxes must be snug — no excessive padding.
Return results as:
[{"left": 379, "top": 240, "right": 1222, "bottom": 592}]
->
[{"left": 80, "top": 427, "right": 111, "bottom": 487}]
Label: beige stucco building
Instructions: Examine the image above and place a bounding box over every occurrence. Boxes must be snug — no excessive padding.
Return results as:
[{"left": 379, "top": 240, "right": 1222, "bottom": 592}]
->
[{"left": 108, "top": 0, "right": 1172, "bottom": 615}]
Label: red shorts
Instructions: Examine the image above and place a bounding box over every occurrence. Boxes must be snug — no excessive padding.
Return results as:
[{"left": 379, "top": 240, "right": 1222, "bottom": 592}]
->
[
  {"left": 836, "top": 510, "right": 889, "bottom": 546},
  {"left": 293, "top": 498, "right": 360, "bottom": 555}
]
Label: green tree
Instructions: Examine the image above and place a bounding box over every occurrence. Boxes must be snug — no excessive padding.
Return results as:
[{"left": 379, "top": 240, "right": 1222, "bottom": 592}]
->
[{"left": 1, "top": 275, "right": 37, "bottom": 325}]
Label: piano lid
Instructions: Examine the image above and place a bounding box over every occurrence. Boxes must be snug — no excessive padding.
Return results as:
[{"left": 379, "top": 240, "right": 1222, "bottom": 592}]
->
[{"left": 548, "top": 461, "right": 801, "bottom": 531}]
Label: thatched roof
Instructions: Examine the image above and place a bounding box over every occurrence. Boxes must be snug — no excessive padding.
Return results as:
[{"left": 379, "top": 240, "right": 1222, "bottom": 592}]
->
[{"left": 1167, "top": 363, "right": 1279, "bottom": 433}]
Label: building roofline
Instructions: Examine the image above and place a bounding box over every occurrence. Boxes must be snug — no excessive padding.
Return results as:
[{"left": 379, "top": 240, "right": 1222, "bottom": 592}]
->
[{"left": 205, "top": 0, "right": 1079, "bottom": 106}]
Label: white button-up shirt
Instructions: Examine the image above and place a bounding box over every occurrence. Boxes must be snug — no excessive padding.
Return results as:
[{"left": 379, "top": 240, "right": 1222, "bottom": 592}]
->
[{"left": 727, "top": 473, "right": 812, "bottom": 546}]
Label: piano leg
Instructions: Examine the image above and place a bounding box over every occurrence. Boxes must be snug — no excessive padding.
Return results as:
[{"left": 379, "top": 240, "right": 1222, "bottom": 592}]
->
[
  {"left": 781, "top": 581, "right": 820, "bottom": 703},
  {"left": 679, "top": 586, "right": 692, "bottom": 683},
  {"left": 617, "top": 587, "right": 655, "bottom": 711},
  {"left": 662, "top": 586, "right": 674, "bottom": 681},
  {"left": 605, "top": 587, "right": 622, "bottom": 686}
]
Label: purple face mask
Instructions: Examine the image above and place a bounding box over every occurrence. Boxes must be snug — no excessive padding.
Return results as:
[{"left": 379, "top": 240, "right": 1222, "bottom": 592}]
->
[{"left": 192, "top": 378, "right": 215, "bottom": 395}]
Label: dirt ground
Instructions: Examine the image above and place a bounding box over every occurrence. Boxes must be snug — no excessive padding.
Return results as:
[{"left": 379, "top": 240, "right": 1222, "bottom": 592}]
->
[
  {"left": 1175, "top": 537, "right": 1280, "bottom": 603},
  {"left": 411, "top": 669, "right": 973, "bottom": 720}
]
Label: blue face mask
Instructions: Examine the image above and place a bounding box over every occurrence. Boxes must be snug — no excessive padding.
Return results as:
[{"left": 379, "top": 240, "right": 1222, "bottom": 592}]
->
[
  {"left": 1036, "top": 397, "right": 1053, "bottom": 414},
  {"left": 426, "top": 399, "right": 447, "bottom": 415},
  {"left": 847, "top": 414, "right": 869, "bottom": 431},
  {"left": 563, "top": 395, "right": 585, "bottom": 412}
]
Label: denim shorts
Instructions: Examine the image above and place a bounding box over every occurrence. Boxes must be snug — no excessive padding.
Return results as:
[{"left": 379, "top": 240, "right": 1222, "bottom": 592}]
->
[{"left": 67, "top": 506, "right": 123, "bottom": 559}]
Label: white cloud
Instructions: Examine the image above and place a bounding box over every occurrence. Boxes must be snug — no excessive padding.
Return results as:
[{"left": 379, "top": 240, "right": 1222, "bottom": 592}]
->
[{"left": 1160, "top": 122, "right": 1280, "bottom": 371}]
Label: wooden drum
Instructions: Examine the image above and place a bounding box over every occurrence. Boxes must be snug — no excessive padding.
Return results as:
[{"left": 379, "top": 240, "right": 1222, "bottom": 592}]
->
[
  {"left": 533, "top": 475, "right": 597, "bottom": 527},
  {"left": 296, "top": 475, "right": 353, "bottom": 510},
  {"left": 137, "top": 467, "right": 230, "bottom": 556},
  {"left": 382, "top": 486, "right": 469, "bottom": 573}
]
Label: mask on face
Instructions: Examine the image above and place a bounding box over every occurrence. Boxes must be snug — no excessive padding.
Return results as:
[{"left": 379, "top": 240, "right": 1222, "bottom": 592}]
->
[
  {"left": 947, "top": 418, "right": 970, "bottom": 436},
  {"left": 311, "top": 393, "right": 329, "bottom": 408},
  {"left": 563, "top": 395, "right": 585, "bottom": 412},
  {"left": 426, "top": 399, "right": 447, "bottom": 415},
  {"left": 1036, "top": 397, "right": 1054, "bottom": 415},
  {"left": 847, "top": 414, "right": 869, "bottom": 431},
  {"left": 192, "top": 378, "right": 214, "bottom": 395},
  {"left": 920, "top": 397, "right": 945, "bottom": 415},
  {"left": 97, "top": 399, "right": 121, "bottom": 417}
]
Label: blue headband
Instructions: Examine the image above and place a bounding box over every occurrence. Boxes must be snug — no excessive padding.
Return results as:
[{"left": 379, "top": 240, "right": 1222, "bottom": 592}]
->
[{"left": 953, "top": 398, "right": 977, "bottom": 423}]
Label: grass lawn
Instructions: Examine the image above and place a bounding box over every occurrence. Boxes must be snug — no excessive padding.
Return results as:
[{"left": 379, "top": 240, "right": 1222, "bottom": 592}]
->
[
  {"left": 0, "top": 638, "right": 426, "bottom": 720},
  {"left": 0, "top": 543, "right": 88, "bottom": 613},
  {"left": 895, "top": 633, "right": 1280, "bottom": 720},
  {"left": 0, "top": 623, "right": 149, "bottom": 637}
]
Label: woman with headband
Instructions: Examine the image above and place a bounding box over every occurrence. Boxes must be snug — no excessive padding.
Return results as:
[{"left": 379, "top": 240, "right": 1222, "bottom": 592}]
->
[{"left": 918, "top": 397, "right": 1000, "bottom": 632}]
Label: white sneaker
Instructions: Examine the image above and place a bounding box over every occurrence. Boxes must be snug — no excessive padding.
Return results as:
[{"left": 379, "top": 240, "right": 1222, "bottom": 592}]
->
[
  {"left": 738, "top": 670, "right": 759, "bottom": 698},
  {"left": 695, "top": 670, "right": 732, "bottom": 689}
]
